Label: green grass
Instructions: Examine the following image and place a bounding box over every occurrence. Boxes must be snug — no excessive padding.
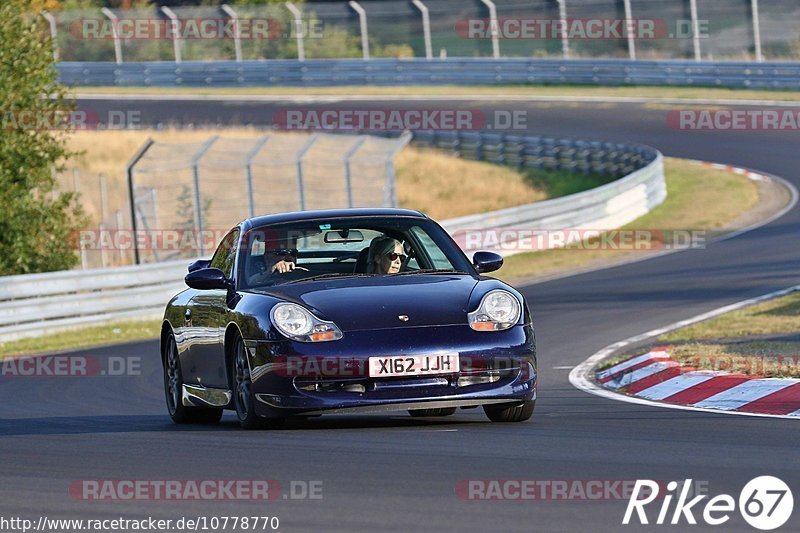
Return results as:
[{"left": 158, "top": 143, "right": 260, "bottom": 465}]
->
[
  {"left": 0, "top": 319, "right": 162, "bottom": 359},
  {"left": 523, "top": 168, "right": 615, "bottom": 198},
  {"left": 602, "top": 292, "right": 800, "bottom": 378},
  {"left": 497, "top": 157, "right": 761, "bottom": 283},
  {"left": 667, "top": 342, "right": 800, "bottom": 379},
  {"left": 72, "top": 84, "right": 800, "bottom": 102},
  {"left": 661, "top": 292, "right": 800, "bottom": 342}
]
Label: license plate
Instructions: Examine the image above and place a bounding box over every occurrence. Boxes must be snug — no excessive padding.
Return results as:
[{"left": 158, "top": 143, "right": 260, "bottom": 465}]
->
[{"left": 368, "top": 354, "right": 460, "bottom": 378}]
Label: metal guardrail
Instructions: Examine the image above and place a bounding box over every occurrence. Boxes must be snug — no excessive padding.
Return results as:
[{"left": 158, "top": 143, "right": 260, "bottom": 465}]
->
[
  {"left": 0, "top": 132, "right": 664, "bottom": 344},
  {"left": 412, "top": 131, "right": 665, "bottom": 254},
  {"left": 58, "top": 58, "right": 800, "bottom": 90},
  {"left": 0, "top": 259, "right": 187, "bottom": 343}
]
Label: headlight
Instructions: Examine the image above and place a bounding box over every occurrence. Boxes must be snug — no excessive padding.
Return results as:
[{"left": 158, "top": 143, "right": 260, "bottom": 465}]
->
[
  {"left": 468, "top": 290, "right": 521, "bottom": 331},
  {"left": 270, "top": 303, "right": 343, "bottom": 342}
]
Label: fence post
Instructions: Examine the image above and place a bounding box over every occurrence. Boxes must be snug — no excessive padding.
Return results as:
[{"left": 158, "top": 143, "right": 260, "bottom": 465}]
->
[
  {"left": 411, "top": 0, "right": 432, "bottom": 60},
  {"left": 99, "top": 174, "right": 108, "bottom": 224},
  {"left": 191, "top": 137, "right": 219, "bottom": 257},
  {"left": 221, "top": 4, "right": 243, "bottom": 62},
  {"left": 100, "top": 7, "right": 123, "bottom": 64},
  {"left": 295, "top": 134, "right": 319, "bottom": 210},
  {"left": 623, "top": 0, "right": 636, "bottom": 60},
  {"left": 689, "top": 0, "right": 701, "bottom": 61},
  {"left": 99, "top": 223, "right": 108, "bottom": 268},
  {"left": 244, "top": 136, "right": 271, "bottom": 218},
  {"left": 479, "top": 0, "right": 500, "bottom": 59},
  {"left": 160, "top": 6, "right": 182, "bottom": 63},
  {"left": 115, "top": 210, "right": 125, "bottom": 264},
  {"left": 41, "top": 11, "right": 59, "bottom": 62},
  {"left": 557, "top": 0, "right": 570, "bottom": 59},
  {"left": 126, "top": 138, "right": 154, "bottom": 265},
  {"left": 285, "top": 3, "right": 306, "bottom": 61},
  {"left": 343, "top": 136, "right": 367, "bottom": 208},
  {"left": 751, "top": 0, "right": 763, "bottom": 62},
  {"left": 385, "top": 132, "right": 413, "bottom": 207},
  {"left": 348, "top": 1, "right": 370, "bottom": 60}
]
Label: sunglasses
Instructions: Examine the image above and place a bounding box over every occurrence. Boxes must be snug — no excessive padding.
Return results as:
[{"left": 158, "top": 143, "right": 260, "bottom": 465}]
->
[
  {"left": 385, "top": 253, "right": 408, "bottom": 262},
  {"left": 266, "top": 248, "right": 298, "bottom": 261}
]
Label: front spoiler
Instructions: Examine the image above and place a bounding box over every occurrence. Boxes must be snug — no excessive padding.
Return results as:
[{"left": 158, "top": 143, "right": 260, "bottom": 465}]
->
[{"left": 254, "top": 395, "right": 519, "bottom": 415}]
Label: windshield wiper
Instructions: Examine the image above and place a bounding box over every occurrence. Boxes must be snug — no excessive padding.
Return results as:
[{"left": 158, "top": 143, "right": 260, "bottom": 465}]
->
[{"left": 394, "top": 269, "right": 468, "bottom": 276}]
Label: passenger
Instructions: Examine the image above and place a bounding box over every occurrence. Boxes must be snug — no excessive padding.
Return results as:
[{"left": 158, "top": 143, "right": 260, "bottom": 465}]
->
[{"left": 366, "top": 236, "right": 406, "bottom": 274}]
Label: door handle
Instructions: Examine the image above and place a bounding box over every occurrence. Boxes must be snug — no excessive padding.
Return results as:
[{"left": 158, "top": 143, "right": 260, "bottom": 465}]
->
[{"left": 185, "top": 309, "right": 192, "bottom": 321}]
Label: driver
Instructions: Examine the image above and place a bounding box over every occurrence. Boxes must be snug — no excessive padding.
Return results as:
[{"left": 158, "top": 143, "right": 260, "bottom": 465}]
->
[{"left": 247, "top": 234, "right": 308, "bottom": 285}]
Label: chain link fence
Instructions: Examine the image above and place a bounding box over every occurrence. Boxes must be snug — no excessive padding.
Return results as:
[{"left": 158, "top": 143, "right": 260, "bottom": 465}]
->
[
  {"left": 40, "top": 1, "right": 800, "bottom": 63},
  {"left": 122, "top": 131, "right": 410, "bottom": 265}
]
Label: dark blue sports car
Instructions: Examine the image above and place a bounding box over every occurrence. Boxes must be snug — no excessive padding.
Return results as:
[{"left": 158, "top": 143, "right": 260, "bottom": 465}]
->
[{"left": 161, "top": 208, "right": 537, "bottom": 429}]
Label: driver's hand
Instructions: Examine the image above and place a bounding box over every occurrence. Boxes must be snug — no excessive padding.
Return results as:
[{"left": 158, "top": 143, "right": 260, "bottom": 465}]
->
[
  {"left": 271, "top": 260, "right": 310, "bottom": 273},
  {"left": 271, "top": 260, "right": 295, "bottom": 273}
]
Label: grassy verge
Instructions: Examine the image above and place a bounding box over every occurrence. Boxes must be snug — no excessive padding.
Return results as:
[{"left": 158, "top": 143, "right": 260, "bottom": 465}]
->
[
  {"left": 661, "top": 292, "right": 800, "bottom": 342},
  {"left": 601, "top": 292, "right": 800, "bottom": 378},
  {"left": 0, "top": 319, "right": 162, "bottom": 359},
  {"left": 73, "top": 85, "right": 800, "bottom": 102},
  {"left": 496, "top": 157, "right": 761, "bottom": 283}
]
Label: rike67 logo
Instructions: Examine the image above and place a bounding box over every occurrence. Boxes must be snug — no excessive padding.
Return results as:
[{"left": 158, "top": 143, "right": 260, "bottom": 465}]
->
[{"left": 624, "top": 477, "right": 793, "bottom": 530}]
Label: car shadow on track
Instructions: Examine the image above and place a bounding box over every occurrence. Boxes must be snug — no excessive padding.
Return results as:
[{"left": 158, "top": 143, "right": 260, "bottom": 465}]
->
[{"left": 0, "top": 413, "right": 486, "bottom": 436}]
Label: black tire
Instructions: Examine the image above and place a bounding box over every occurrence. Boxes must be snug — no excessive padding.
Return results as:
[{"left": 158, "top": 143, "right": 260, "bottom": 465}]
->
[
  {"left": 163, "top": 333, "right": 223, "bottom": 424},
  {"left": 231, "top": 335, "right": 285, "bottom": 430},
  {"left": 483, "top": 400, "right": 535, "bottom": 423},
  {"left": 408, "top": 407, "right": 457, "bottom": 417}
]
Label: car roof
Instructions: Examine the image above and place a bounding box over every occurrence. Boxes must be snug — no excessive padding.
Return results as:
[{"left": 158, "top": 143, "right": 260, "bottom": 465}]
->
[{"left": 241, "top": 208, "right": 429, "bottom": 230}]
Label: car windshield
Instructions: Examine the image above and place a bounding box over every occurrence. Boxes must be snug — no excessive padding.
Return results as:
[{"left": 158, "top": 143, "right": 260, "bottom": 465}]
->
[{"left": 238, "top": 216, "right": 473, "bottom": 288}]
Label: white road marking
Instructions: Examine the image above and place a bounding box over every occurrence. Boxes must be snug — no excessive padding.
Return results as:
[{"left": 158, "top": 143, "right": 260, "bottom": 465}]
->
[{"left": 74, "top": 93, "right": 800, "bottom": 108}]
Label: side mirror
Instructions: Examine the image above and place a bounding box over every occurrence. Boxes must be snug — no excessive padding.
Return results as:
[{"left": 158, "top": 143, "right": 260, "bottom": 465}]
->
[
  {"left": 188, "top": 259, "right": 211, "bottom": 273},
  {"left": 185, "top": 268, "right": 230, "bottom": 290},
  {"left": 473, "top": 251, "right": 504, "bottom": 274}
]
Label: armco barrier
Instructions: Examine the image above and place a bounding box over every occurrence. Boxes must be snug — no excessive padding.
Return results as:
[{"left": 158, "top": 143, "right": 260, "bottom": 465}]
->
[
  {"left": 412, "top": 131, "right": 664, "bottom": 255},
  {"left": 0, "top": 132, "right": 664, "bottom": 343},
  {"left": 58, "top": 58, "right": 800, "bottom": 90}
]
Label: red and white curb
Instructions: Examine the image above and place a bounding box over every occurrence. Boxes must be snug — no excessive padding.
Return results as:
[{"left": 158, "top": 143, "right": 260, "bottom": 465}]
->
[
  {"left": 597, "top": 350, "right": 800, "bottom": 417},
  {"left": 696, "top": 161, "right": 770, "bottom": 182},
  {"left": 570, "top": 284, "right": 800, "bottom": 420}
]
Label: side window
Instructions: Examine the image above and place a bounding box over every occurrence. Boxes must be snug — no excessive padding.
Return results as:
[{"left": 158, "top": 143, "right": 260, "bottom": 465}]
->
[
  {"left": 409, "top": 226, "right": 454, "bottom": 269},
  {"left": 210, "top": 230, "right": 239, "bottom": 279}
]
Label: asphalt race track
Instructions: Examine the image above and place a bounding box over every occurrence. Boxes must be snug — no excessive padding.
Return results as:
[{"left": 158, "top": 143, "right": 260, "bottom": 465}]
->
[{"left": 1, "top": 97, "right": 798, "bottom": 532}]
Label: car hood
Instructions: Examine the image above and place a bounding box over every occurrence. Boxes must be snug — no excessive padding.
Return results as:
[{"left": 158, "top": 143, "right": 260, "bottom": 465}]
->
[{"left": 255, "top": 274, "right": 479, "bottom": 331}]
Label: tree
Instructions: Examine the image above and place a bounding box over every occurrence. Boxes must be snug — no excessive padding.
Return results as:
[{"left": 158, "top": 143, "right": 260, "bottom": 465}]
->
[{"left": 0, "top": 0, "right": 86, "bottom": 275}]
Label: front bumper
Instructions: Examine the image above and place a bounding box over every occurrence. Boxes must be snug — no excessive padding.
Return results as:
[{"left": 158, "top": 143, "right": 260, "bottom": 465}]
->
[{"left": 244, "top": 324, "right": 536, "bottom": 418}]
